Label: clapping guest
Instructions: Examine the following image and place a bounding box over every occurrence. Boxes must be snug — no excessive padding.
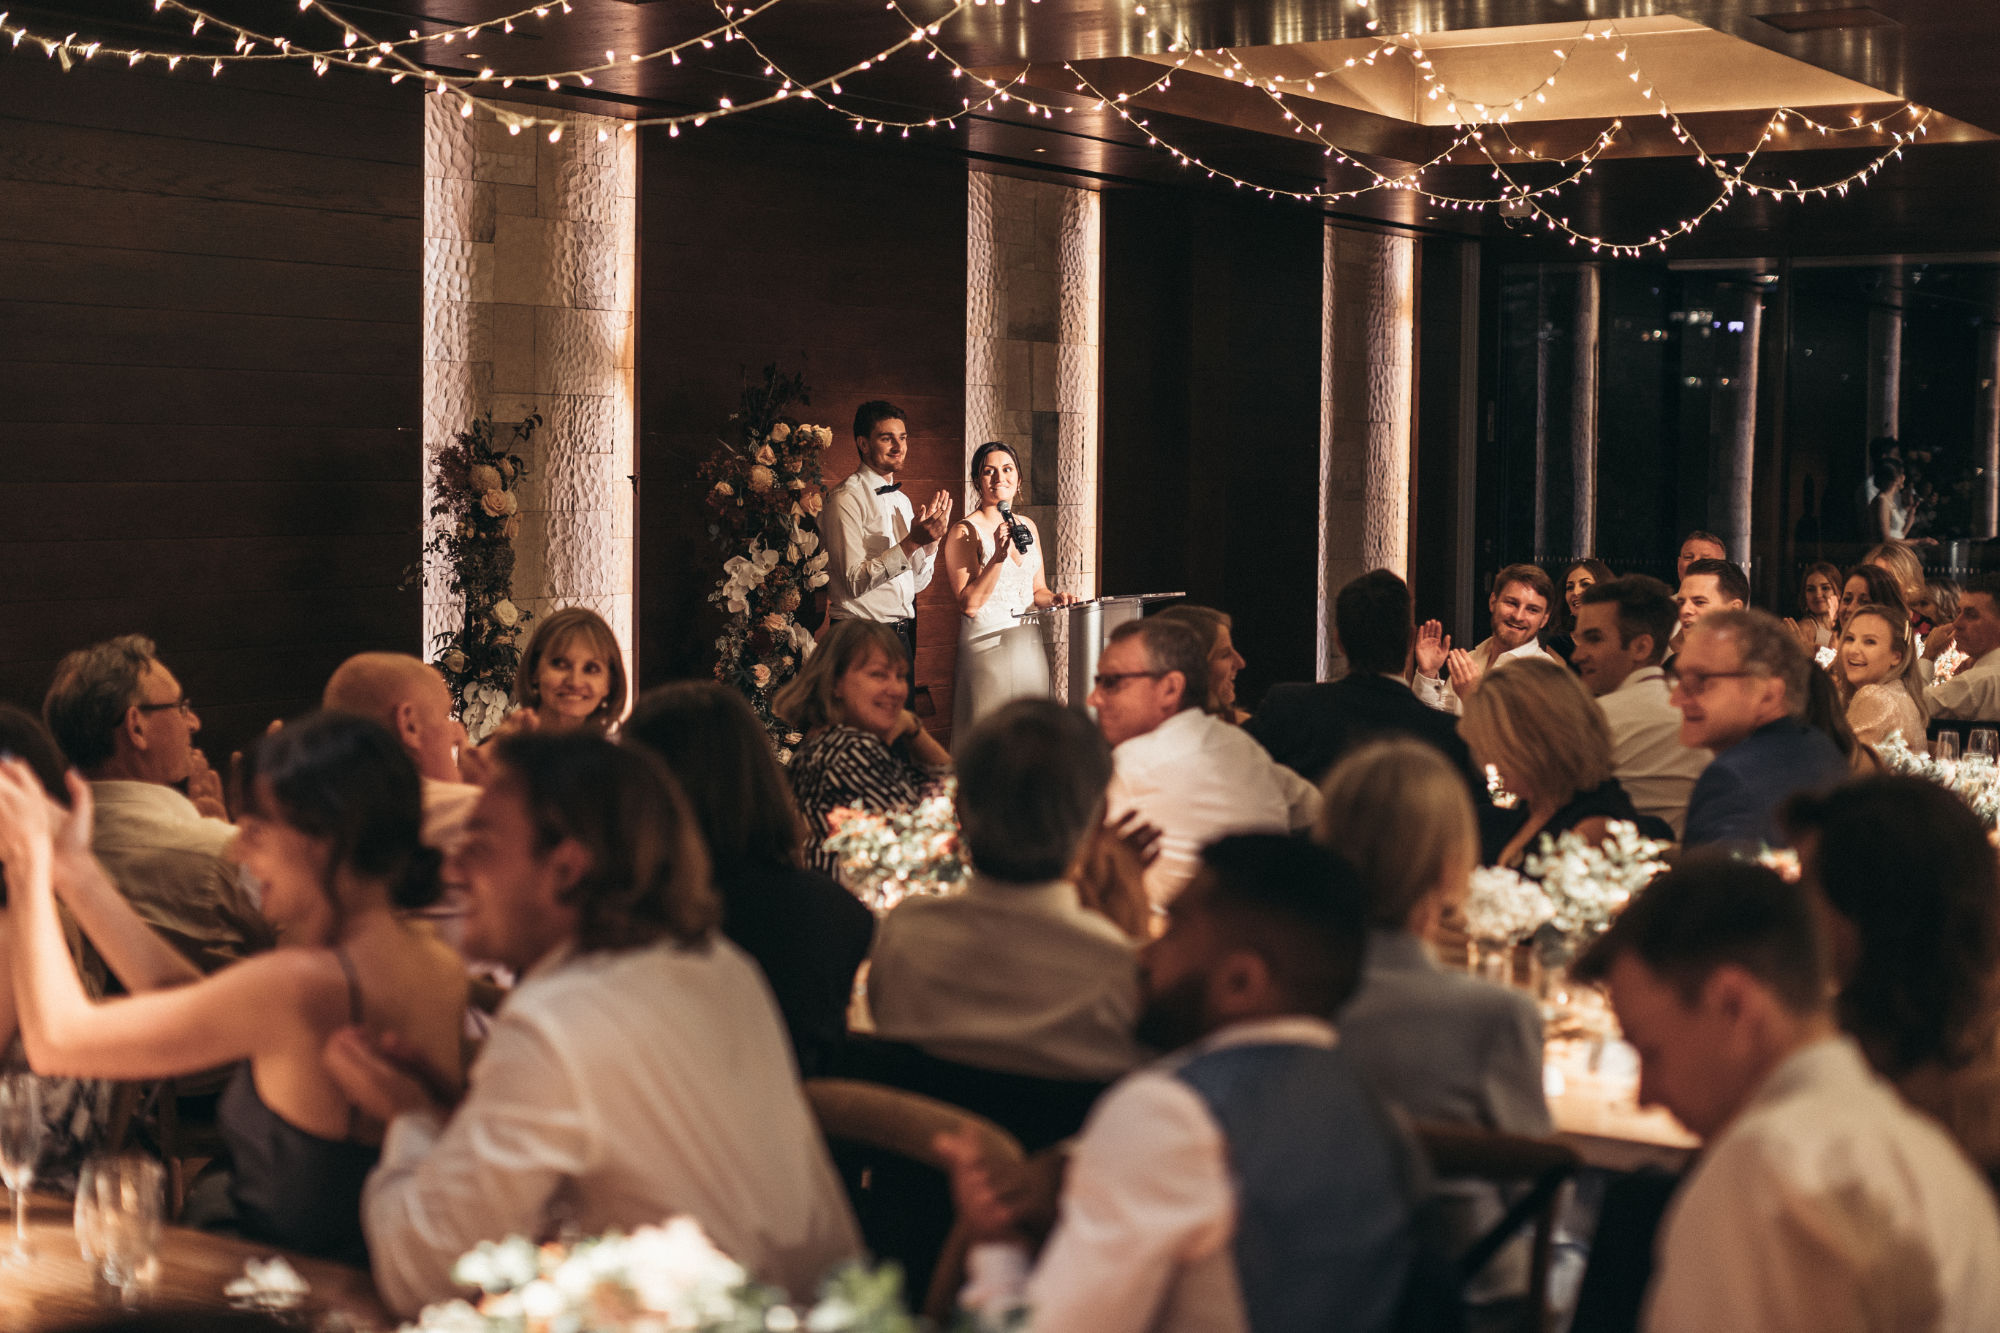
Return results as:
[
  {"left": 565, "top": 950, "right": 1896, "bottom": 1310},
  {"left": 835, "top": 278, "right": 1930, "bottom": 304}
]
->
[
  {"left": 507, "top": 606, "right": 628, "bottom": 735},
  {"left": 1782, "top": 561, "right": 1842, "bottom": 651},
  {"left": 622, "top": 682, "right": 873, "bottom": 1078},
  {"left": 1834, "top": 605, "right": 1927, "bottom": 753},
  {"left": 1545, "top": 558, "right": 1615, "bottom": 664},
  {"left": 1149, "top": 605, "right": 1250, "bottom": 724},
  {"left": 0, "top": 713, "right": 468, "bottom": 1263},
  {"left": 775, "top": 618, "right": 951, "bottom": 879},
  {"left": 325, "top": 733, "right": 858, "bottom": 1315},
  {"left": 1413, "top": 563, "right": 1557, "bottom": 715}
]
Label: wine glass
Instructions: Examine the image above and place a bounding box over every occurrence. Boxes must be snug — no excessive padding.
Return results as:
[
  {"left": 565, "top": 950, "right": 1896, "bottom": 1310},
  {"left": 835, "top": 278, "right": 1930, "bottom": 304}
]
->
[
  {"left": 1936, "top": 730, "right": 1963, "bottom": 764},
  {"left": 89, "top": 1154, "right": 163, "bottom": 1309},
  {"left": 1970, "top": 729, "right": 1998, "bottom": 768},
  {"left": 0, "top": 1071, "right": 45, "bottom": 1265}
]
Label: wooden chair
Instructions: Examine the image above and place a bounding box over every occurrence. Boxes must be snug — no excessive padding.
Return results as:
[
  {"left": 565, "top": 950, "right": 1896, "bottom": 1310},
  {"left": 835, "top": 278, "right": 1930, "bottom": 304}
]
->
[
  {"left": 1414, "top": 1121, "right": 1581, "bottom": 1333},
  {"left": 804, "top": 1077, "right": 1024, "bottom": 1324}
]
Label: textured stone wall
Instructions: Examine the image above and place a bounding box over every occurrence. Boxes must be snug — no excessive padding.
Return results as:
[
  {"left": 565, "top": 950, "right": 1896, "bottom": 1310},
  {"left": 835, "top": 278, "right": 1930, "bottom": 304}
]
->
[
  {"left": 1319, "top": 224, "right": 1415, "bottom": 678},
  {"left": 966, "top": 170, "right": 1101, "bottom": 696},
  {"left": 422, "top": 98, "right": 637, "bottom": 681}
]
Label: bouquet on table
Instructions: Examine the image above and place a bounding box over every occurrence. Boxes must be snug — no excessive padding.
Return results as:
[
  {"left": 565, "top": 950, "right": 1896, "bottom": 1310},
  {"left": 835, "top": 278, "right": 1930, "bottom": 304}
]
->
[
  {"left": 1878, "top": 732, "right": 2000, "bottom": 827},
  {"left": 1522, "top": 820, "right": 1670, "bottom": 953},
  {"left": 821, "top": 783, "right": 970, "bottom": 913}
]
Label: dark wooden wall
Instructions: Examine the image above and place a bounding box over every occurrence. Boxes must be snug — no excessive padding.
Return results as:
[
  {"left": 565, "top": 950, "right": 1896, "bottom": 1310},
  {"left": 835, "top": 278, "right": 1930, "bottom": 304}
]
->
[
  {"left": 637, "top": 122, "right": 968, "bottom": 722},
  {"left": 0, "top": 53, "right": 422, "bottom": 764}
]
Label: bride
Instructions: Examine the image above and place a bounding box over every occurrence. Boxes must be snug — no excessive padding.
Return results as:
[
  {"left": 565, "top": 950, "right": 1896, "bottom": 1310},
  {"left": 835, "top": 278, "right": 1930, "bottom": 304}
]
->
[{"left": 945, "top": 442, "right": 1074, "bottom": 741}]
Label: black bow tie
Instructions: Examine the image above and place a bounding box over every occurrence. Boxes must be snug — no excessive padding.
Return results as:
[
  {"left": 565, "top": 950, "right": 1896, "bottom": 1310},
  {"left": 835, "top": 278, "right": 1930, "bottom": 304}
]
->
[{"left": 875, "top": 482, "right": 902, "bottom": 495}]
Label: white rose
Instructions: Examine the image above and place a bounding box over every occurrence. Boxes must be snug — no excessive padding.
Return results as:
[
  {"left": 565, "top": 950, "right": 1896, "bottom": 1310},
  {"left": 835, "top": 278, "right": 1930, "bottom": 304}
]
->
[
  {"left": 469, "top": 464, "right": 502, "bottom": 493},
  {"left": 770, "top": 423, "right": 792, "bottom": 443},
  {"left": 490, "top": 599, "right": 521, "bottom": 628},
  {"left": 441, "top": 649, "right": 468, "bottom": 673}
]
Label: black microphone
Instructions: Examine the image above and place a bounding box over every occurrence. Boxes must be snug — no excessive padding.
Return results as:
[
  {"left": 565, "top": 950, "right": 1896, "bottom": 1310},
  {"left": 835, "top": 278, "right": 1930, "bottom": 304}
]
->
[{"left": 998, "top": 500, "right": 1033, "bottom": 553}]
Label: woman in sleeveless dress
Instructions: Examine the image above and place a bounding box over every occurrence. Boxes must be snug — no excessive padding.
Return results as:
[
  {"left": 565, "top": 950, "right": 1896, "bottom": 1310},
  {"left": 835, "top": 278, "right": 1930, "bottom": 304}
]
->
[
  {"left": 944, "top": 442, "right": 1074, "bottom": 743},
  {"left": 0, "top": 712, "right": 467, "bottom": 1263}
]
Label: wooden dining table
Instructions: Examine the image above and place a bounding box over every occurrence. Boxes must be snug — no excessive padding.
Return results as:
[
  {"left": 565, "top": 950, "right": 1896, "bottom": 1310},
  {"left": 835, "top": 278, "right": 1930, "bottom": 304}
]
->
[
  {"left": 0, "top": 1192, "right": 393, "bottom": 1331},
  {"left": 1543, "top": 1036, "right": 1699, "bottom": 1173}
]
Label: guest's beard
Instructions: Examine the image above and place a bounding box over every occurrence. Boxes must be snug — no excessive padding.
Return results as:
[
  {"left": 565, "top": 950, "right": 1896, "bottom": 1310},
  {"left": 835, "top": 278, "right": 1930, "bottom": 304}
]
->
[{"left": 1134, "top": 971, "right": 1209, "bottom": 1055}]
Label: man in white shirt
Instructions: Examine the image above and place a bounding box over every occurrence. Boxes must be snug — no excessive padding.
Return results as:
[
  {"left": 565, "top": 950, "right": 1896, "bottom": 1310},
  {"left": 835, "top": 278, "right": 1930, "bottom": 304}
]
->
[
  {"left": 322, "top": 652, "right": 481, "bottom": 851},
  {"left": 1571, "top": 577, "right": 1710, "bottom": 837},
  {"left": 1413, "top": 563, "right": 1556, "bottom": 715},
  {"left": 1574, "top": 854, "right": 2000, "bottom": 1333},
  {"left": 324, "top": 732, "right": 859, "bottom": 1317},
  {"left": 821, "top": 400, "right": 953, "bottom": 670},
  {"left": 1091, "top": 618, "right": 1308, "bottom": 906},
  {"left": 938, "top": 835, "right": 1421, "bottom": 1333},
  {"left": 41, "top": 634, "right": 272, "bottom": 972},
  {"left": 1926, "top": 573, "right": 2000, "bottom": 721}
]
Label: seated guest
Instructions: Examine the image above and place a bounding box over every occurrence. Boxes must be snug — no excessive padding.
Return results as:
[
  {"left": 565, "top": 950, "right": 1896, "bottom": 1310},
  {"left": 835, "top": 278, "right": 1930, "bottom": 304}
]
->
[
  {"left": 0, "top": 714, "right": 468, "bottom": 1263},
  {"left": 1317, "top": 739, "right": 1550, "bottom": 1305},
  {"left": 507, "top": 606, "right": 628, "bottom": 736},
  {"left": 1148, "top": 605, "right": 1250, "bottom": 724},
  {"left": 1092, "top": 618, "right": 1305, "bottom": 906},
  {"left": 868, "top": 699, "right": 1141, "bottom": 1083},
  {"left": 1837, "top": 563, "right": 1907, "bottom": 640},
  {"left": 1782, "top": 561, "right": 1842, "bottom": 651},
  {"left": 1573, "top": 855, "right": 2000, "bottom": 1333},
  {"left": 775, "top": 618, "right": 951, "bottom": 879},
  {"left": 1545, "top": 558, "right": 1615, "bottom": 664},
  {"left": 325, "top": 733, "right": 858, "bottom": 1315},
  {"left": 622, "top": 682, "right": 873, "bottom": 1078},
  {"left": 1673, "top": 610, "right": 1847, "bottom": 850},
  {"left": 1785, "top": 779, "right": 2000, "bottom": 1171},
  {"left": 1672, "top": 557, "right": 1748, "bottom": 646},
  {"left": 323, "top": 653, "right": 482, "bottom": 849},
  {"left": 1460, "top": 658, "right": 1662, "bottom": 868},
  {"left": 1922, "top": 578, "right": 1963, "bottom": 636},
  {"left": 941, "top": 836, "right": 1421, "bottom": 1333},
  {"left": 1248, "top": 569, "right": 1483, "bottom": 791},
  {"left": 1572, "top": 577, "right": 1710, "bottom": 837},
  {"left": 1835, "top": 605, "right": 1927, "bottom": 753},
  {"left": 42, "top": 635, "right": 272, "bottom": 971},
  {"left": 1864, "top": 539, "right": 1931, "bottom": 633},
  {"left": 1414, "top": 563, "right": 1556, "bottom": 715},
  {"left": 1805, "top": 667, "right": 1886, "bottom": 777},
  {"left": 1673, "top": 529, "right": 1726, "bottom": 584},
  {"left": 1926, "top": 573, "right": 2000, "bottom": 720}
]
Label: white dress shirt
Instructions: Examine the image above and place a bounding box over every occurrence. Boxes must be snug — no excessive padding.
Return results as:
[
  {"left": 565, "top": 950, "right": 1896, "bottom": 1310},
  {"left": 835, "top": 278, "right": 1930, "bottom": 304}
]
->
[
  {"left": 1596, "top": 667, "right": 1710, "bottom": 839},
  {"left": 962, "top": 1017, "right": 1338, "bottom": 1333},
  {"left": 1413, "top": 636, "right": 1556, "bottom": 716},
  {"left": 822, "top": 463, "right": 935, "bottom": 622},
  {"left": 1925, "top": 647, "right": 2000, "bottom": 722},
  {"left": 361, "top": 936, "right": 860, "bottom": 1316},
  {"left": 88, "top": 779, "right": 272, "bottom": 973},
  {"left": 1104, "top": 709, "right": 1305, "bottom": 907},
  {"left": 1645, "top": 1035, "right": 2000, "bottom": 1333}
]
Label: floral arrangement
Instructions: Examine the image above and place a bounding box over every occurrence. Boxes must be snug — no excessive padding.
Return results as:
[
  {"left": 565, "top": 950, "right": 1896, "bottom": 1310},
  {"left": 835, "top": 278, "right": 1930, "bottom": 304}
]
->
[
  {"left": 394, "top": 1217, "right": 918, "bottom": 1333},
  {"left": 1879, "top": 733, "right": 2000, "bottom": 826},
  {"left": 703, "top": 366, "right": 834, "bottom": 751},
  {"left": 1936, "top": 642, "right": 1970, "bottom": 683},
  {"left": 1521, "top": 820, "right": 1670, "bottom": 956},
  {"left": 821, "top": 784, "right": 970, "bottom": 912},
  {"left": 1462, "top": 867, "right": 1555, "bottom": 945},
  {"left": 411, "top": 413, "right": 537, "bottom": 739}
]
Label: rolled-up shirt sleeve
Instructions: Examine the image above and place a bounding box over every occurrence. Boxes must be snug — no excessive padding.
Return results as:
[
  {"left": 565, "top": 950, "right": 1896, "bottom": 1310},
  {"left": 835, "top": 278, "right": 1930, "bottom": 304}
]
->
[
  {"left": 362, "top": 1012, "right": 592, "bottom": 1316},
  {"left": 824, "top": 484, "right": 909, "bottom": 600}
]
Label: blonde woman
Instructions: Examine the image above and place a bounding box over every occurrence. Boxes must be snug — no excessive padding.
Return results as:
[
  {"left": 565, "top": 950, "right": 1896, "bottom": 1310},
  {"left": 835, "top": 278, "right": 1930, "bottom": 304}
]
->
[
  {"left": 1459, "top": 657, "right": 1667, "bottom": 867},
  {"left": 1864, "top": 540, "right": 1931, "bottom": 633},
  {"left": 1837, "top": 604, "right": 1928, "bottom": 755}
]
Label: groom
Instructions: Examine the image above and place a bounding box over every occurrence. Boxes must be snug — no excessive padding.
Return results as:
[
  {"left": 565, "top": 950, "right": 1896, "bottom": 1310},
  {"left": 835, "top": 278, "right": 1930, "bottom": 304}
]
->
[{"left": 822, "top": 400, "right": 953, "bottom": 672}]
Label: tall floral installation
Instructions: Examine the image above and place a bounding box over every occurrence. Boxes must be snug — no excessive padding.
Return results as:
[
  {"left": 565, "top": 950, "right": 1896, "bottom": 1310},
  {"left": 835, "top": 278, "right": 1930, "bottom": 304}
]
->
[
  {"left": 703, "top": 367, "right": 834, "bottom": 758},
  {"left": 414, "top": 413, "right": 538, "bottom": 740}
]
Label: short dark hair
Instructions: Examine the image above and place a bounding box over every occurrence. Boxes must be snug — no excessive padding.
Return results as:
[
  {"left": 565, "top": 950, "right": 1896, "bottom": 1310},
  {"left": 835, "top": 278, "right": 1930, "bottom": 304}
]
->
[
  {"left": 1490, "top": 563, "right": 1554, "bottom": 608},
  {"left": 623, "top": 682, "right": 809, "bottom": 871},
  {"left": 43, "top": 634, "right": 158, "bottom": 771},
  {"left": 0, "top": 704, "right": 69, "bottom": 804},
  {"left": 968, "top": 440, "right": 1021, "bottom": 489},
  {"left": 1681, "top": 529, "right": 1726, "bottom": 552},
  {"left": 1871, "top": 458, "right": 1904, "bottom": 490},
  {"left": 1783, "top": 778, "right": 2000, "bottom": 1076},
  {"left": 1962, "top": 572, "right": 2000, "bottom": 608},
  {"left": 1112, "top": 617, "right": 1209, "bottom": 715},
  {"left": 955, "top": 700, "right": 1112, "bottom": 883},
  {"left": 1574, "top": 852, "right": 1824, "bottom": 1014},
  {"left": 853, "top": 400, "right": 907, "bottom": 440},
  {"left": 1193, "top": 834, "right": 1369, "bottom": 1016},
  {"left": 1335, "top": 570, "right": 1413, "bottom": 676},
  {"left": 1579, "top": 575, "right": 1676, "bottom": 663},
  {"left": 1682, "top": 557, "right": 1750, "bottom": 607},
  {"left": 495, "top": 731, "right": 719, "bottom": 954},
  {"left": 1842, "top": 564, "right": 1908, "bottom": 620}
]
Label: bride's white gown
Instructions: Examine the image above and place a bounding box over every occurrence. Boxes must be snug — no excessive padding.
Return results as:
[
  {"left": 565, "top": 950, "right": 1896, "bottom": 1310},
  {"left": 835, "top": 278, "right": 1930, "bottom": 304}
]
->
[{"left": 952, "top": 520, "right": 1053, "bottom": 742}]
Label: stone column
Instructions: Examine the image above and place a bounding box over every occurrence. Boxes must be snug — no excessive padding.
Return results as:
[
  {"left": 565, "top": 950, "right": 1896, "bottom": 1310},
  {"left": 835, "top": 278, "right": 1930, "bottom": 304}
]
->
[
  {"left": 1571, "top": 265, "right": 1601, "bottom": 557},
  {"left": 1981, "top": 325, "right": 2000, "bottom": 538},
  {"left": 1867, "top": 298, "right": 1902, "bottom": 445},
  {"left": 1721, "top": 286, "right": 1764, "bottom": 566}
]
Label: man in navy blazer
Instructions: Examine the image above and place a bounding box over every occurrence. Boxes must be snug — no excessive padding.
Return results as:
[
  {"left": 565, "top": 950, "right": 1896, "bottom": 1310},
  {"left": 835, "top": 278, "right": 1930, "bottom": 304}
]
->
[{"left": 1673, "top": 608, "right": 1848, "bottom": 849}]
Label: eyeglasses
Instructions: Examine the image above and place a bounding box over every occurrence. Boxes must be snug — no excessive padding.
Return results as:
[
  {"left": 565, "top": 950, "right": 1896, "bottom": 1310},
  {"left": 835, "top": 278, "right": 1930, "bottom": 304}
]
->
[
  {"left": 134, "top": 697, "right": 195, "bottom": 717},
  {"left": 1092, "top": 671, "right": 1166, "bottom": 692},
  {"left": 1662, "top": 666, "right": 1755, "bottom": 698}
]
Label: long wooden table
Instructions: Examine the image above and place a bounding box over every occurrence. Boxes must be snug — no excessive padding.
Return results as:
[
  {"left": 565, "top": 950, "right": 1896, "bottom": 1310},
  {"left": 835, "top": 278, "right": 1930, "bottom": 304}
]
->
[
  {"left": 0, "top": 1193, "right": 392, "bottom": 1331},
  {"left": 1544, "top": 1037, "right": 1698, "bottom": 1173}
]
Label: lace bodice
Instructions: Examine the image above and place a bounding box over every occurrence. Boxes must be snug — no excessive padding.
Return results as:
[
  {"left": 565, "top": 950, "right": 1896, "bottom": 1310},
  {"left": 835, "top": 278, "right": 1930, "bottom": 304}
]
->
[{"left": 961, "top": 518, "right": 1041, "bottom": 635}]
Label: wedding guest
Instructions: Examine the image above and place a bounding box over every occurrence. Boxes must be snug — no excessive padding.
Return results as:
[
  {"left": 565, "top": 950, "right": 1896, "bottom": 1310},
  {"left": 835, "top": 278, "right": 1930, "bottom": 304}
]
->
[
  {"left": 1782, "top": 561, "right": 1842, "bottom": 651},
  {"left": 867, "top": 699, "right": 1141, "bottom": 1082},
  {"left": 1837, "top": 562, "right": 1906, "bottom": 639},
  {"left": 1834, "top": 605, "right": 1927, "bottom": 753},
  {"left": 1784, "top": 778, "right": 2000, "bottom": 1171},
  {"left": 822, "top": 400, "right": 952, "bottom": 670},
  {"left": 1545, "top": 558, "right": 1615, "bottom": 664},
  {"left": 1672, "top": 558, "right": 1748, "bottom": 640},
  {"left": 1804, "top": 666, "right": 1886, "bottom": 777},
  {"left": 325, "top": 732, "right": 859, "bottom": 1315},
  {"left": 774, "top": 619, "right": 951, "bottom": 879},
  {"left": 1672, "top": 610, "right": 1847, "bottom": 850},
  {"left": 1460, "top": 657, "right": 1663, "bottom": 868},
  {"left": 1572, "top": 577, "right": 1710, "bottom": 838},
  {"left": 1864, "top": 539, "right": 1931, "bottom": 629},
  {"left": 622, "top": 682, "right": 873, "bottom": 1078},
  {"left": 0, "top": 713, "right": 468, "bottom": 1263},
  {"left": 323, "top": 653, "right": 481, "bottom": 849},
  {"left": 940, "top": 835, "right": 1421, "bottom": 1333},
  {"left": 1317, "top": 739, "right": 1550, "bottom": 1308},
  {"left": 1249, "top": 569, "right": 1482, "bottom": 791},
  {"left": 1413, "top": 563, "right": 1557, "bottom": 715},
  {"left": 1091, "top": 618, "right": 1305, "bottom": 906},
  {"left": 507, "top": 606, "right": 627, "bottom": 735},
  {"left": 1922, "top": 578, "right": 1963, "bottom": 636},
  {"left": 1674, "top": 530, "right": 1727, "bottom": 584},
  {"left": 1926, "top": 573, "right": 2000, "bottom": 720},
  {"left": 1149, "top": 605, "right": 1250, "bottom": 724},
  {"left": 1573, "top": 855, "right": 2000, "bottom": 1333},
  {"left": 41, "top": 635, "right": 272, "bottom": 972}
]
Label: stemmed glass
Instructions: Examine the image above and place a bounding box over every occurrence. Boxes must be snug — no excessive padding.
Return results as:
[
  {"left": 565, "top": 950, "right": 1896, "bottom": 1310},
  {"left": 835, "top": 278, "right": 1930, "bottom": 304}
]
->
[
  {"left": 86, "top": 1154, "right": 164, "bottom": 1309},
  {"left": 0, "top": 1070, "right": 45, "bottom": 1265}
]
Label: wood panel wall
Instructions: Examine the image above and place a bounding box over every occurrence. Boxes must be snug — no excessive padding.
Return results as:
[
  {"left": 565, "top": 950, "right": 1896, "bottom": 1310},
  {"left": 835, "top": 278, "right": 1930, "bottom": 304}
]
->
[
  {"left": 638, "top": 121, "right": 968, "bottom": 724},
  {"left": 0, "top": 54, "right": 422, "bottom": 764}
]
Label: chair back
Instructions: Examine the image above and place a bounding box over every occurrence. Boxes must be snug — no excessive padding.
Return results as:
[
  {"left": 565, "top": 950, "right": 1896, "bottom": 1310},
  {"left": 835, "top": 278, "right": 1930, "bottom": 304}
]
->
[
  {"left": 826, "top": 1036, "right": 1107, "bottom": 1153},
  {"left": 1413, "top": 1122, "right": 1580, "bottom": 1333}
]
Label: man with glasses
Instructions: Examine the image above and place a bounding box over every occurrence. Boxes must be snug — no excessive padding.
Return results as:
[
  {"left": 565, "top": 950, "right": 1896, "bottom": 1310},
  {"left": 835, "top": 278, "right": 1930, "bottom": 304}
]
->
[
  {"left": 1669, "top": 610, "right": 1846, "bottom": 850},
  {"left": 42, "top": 634, "right": 273, "bottom": 973}
]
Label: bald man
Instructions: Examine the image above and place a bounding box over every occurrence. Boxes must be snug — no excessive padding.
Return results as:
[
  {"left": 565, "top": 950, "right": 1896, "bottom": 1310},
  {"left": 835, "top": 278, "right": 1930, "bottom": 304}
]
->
[{"left": 323, "top": 653, "right": 481, "bottom": 850}]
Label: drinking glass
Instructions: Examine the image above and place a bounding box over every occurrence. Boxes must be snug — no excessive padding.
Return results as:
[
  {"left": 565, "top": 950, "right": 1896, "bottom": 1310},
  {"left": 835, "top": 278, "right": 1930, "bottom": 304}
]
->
[
  {"left": 88, "top": 1154, "right": 163, "bottom": 1309},
  {"left": 1970, "top": 729, "right": 1998, "bottom": 767},
  {"left": 1936, "top": 731, "right": 1963, "bottom": 764},
  {"left": 0, "top": 1071, "right": 45, "bottom": 1265}
]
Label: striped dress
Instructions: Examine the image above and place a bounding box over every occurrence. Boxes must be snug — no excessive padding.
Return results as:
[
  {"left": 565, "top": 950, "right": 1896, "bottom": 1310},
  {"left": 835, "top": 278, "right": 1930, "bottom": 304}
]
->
[{"left": 787, "top": 724, "right": 950, "bottom": 877}]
